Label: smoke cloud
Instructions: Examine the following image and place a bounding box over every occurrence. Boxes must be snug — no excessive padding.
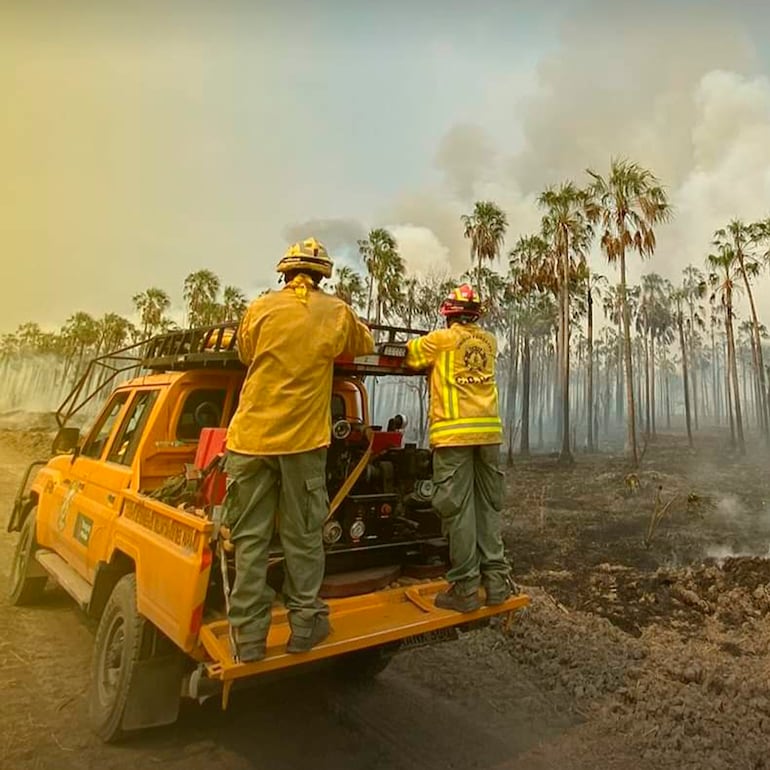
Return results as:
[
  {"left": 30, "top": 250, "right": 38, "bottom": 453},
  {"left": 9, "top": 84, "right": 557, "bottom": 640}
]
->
[{"left": 378, "top": 0, "right": 770, "bottom": 315}]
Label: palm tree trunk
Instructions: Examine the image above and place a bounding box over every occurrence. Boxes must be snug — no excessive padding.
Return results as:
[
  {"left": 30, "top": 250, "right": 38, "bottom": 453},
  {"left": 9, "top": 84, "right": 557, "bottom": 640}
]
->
[
  {"left": 559, "top": 240, "right": 572, "bottom": 463},
  {"left": 726, "top": 300, "right": 745, "bottom": 454},
  {"left": 619, "top": 253, "right": 637, "bottom": 463},
  {"left": 616, "top": 320, "right": 624, "bottom": 425},
  {"left": 506, "top": 324, "right": 520, "bottom": 466},
  {"left": 678, "top": 314, "right": 693, "bottom": 448},
  {"left": 741, "top": 347, "right": 750, "bottom": 423},
  {"left": 737, "top": 256, "right": 769, "bottom": 437},
  {"left": 520, "top": 334, "right": 531, "bottom": 457},
  {"left": 688, "top": 311, "right": 700, "bottom": 431},
  {"left": 644, "top": 332, "right": 651, "bottom": 438},
  {"left": 650, "top": 333, "right": 657, "bottom": 437},
  {"left": 725, "top": 336, "right": 735, "bottom": 446},
  {"left": 587, "top": 287, "right": 595, "bottom": 452}
]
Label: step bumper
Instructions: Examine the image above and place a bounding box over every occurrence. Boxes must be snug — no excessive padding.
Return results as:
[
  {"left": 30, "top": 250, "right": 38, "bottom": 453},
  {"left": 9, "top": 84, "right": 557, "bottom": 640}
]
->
[{"left": 199, "top": 581, "right": 530, "bottom": 682}]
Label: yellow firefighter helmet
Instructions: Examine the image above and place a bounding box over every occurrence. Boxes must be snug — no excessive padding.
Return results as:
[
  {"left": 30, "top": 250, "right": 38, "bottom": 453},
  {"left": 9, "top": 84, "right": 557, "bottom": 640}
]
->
[{"left": 276, "top": 237, "right": 333, "bottom": 279}]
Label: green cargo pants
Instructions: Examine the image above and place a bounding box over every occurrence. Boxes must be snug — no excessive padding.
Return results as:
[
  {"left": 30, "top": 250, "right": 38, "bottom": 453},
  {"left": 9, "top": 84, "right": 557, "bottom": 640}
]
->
[
  {"left": 431, "top": 444, "right": 510, "bottom": 594},
  {"left": 223, "top": 448, "right": 329, "bottom": 644}
]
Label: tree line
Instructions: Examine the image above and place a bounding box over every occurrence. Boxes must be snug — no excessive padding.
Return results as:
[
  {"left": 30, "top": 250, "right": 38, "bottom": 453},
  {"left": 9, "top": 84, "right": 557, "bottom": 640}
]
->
[{"left": 4, "top": 156, "right": 770, "bottom": 465}]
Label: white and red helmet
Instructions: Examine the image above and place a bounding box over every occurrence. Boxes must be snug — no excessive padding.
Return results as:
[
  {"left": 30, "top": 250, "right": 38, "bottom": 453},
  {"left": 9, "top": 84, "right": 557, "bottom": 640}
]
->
[{"left": 440, "top": 283, "right": 481, "bottom": 320}]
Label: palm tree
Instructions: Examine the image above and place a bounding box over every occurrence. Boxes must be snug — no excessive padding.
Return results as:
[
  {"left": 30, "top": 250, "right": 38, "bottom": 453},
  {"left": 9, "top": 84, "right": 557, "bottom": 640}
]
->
[
  {"left": 538, "top": 182, "right": 594, "bottom": 463},
  {"left": 587, "top": 158, "right": 671, "bottom": 465},
  {"left": 715, "top": 219, "right": 768, "bottom": 437},
  {"left": 357, "top": 228, "right": 404, "bottom": 325},
  {"left": 98, "top": 313, "right": 136, "bottom": 352},
  {"left": 132, "top": 288, "right": 171, "bottom": 338},
  {"left": 332, "top": 266, "right": 367, "bottom": 312},
  {"left": 461, "top": 201, "right": 508, "bottom": 302},
  {"left": 708, "top": 244, "right": 745, "bottom": 454},
  {"left": 639, "top": 273, "right": 669, "bottom": 439},
  {"left": 681, "top": 266, "right": 707, "bottom": 431},
  {"left": 0, "top": 333, "right": 19, "bottom": 360},
  {"left": 221, "top": 286, "right": 249, "bottom": 321},
  {"left": 62, "top": 311, "right": 100, "bottom": 383},
  {"left": 509, "top": 234, "right": 551, "bottom": 458},
  {"left": 672, "top": 289, "right": 694, "bottom": 448},
  {"left": 183, "top": 269, "right": 221, "bottom": 328}
]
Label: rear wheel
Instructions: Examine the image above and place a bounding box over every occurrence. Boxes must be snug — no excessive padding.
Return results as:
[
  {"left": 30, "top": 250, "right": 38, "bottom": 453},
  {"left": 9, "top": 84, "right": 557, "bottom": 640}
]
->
[
  {"left": 89, "top": 574, "right": 145, "bottom": 742},
  {"left": 8, "top": 509, "right": 47, "bottom": 606}
]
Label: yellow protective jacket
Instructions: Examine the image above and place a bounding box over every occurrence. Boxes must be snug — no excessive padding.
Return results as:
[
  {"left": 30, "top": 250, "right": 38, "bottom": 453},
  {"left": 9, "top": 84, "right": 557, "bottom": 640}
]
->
[
  {"left": 227, "top": 275, "right": 374, "bottom": 455},
  {"left": 406, "top": 322, "right": 503, "bottom": 447}
]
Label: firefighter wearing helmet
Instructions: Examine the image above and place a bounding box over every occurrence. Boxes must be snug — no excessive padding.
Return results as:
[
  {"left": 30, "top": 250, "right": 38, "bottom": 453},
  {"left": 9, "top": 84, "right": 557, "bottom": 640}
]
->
[
  {"left": 223, "top": 237, "right": 374, "bottom": 662},
  {"left": 405, "top": 283, "right": 514, "bottom": 612}
]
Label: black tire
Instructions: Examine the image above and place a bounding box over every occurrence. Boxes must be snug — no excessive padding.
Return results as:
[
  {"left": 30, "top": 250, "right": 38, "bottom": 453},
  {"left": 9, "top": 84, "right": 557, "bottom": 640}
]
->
[
  {"left": 335, "top": 645, "right": 396, "bottom": 683},
  {"left": 8, "top": 509, "right": 47, "bottom": 606},
  {"left": 88, "top": 574, "right": 145, "bottom": 742}
]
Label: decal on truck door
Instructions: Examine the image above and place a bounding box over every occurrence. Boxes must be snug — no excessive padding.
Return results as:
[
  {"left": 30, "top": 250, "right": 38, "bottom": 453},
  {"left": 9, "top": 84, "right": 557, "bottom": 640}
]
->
[{"left": 73, "top": 513, "right": 93, "bottom": 546}]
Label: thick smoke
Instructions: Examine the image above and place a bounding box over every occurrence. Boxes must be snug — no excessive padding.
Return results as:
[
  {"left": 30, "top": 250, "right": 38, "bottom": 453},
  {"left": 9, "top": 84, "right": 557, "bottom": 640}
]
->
[{"left": 377, "top": 1, "right": 770, "bottom": 314}]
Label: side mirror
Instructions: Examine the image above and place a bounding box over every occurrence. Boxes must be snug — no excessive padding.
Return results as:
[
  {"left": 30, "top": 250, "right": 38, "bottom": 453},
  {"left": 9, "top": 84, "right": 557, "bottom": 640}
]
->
[{"left": 52, "top": 427, "right": 81, "bottom": 455}]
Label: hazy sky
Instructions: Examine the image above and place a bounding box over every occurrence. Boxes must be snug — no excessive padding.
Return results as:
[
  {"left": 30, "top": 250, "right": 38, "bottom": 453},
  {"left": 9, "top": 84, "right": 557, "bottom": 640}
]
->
[{"left": 3, "top": 0, "right": 770, "bottom": 331}]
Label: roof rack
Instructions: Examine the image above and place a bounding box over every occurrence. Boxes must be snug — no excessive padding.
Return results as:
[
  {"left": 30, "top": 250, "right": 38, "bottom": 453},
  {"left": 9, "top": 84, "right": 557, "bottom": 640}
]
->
[
  {"left": 56, "top": 322, "right": 430, "bottom": 427},
  {"left": 142, "top": 323, "right": 241, "bottom": 372}
]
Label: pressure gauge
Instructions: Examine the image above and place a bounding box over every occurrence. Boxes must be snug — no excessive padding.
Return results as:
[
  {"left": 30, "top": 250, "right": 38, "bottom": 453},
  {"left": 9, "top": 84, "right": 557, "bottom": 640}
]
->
[{"left": 349, "top": 519, "right": 366, "bottom": 541}]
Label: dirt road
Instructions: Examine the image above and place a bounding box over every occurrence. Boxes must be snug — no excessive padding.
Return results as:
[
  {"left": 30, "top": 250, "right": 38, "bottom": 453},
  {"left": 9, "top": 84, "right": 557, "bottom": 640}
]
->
[{"left": 2, "top": 429, "right": 769, "bottom": 770}]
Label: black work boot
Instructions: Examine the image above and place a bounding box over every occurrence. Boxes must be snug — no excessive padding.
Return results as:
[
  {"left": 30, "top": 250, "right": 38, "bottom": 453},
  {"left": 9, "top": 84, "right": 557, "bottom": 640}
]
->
[
  {"left": 434, "top": 584, "right": 482, "bottom": 613},
  {"left": 483, "top": 575, "right": 519, "bottom": 606},
  {"left": 286, "top": 615, "right": 331, "bottom": 654}
]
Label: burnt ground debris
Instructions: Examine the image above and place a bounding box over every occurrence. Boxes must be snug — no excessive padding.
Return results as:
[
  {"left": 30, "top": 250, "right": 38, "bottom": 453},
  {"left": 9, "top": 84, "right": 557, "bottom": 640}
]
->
[{"left": 1, "top": 426, "right": 769, "bottom": 769}]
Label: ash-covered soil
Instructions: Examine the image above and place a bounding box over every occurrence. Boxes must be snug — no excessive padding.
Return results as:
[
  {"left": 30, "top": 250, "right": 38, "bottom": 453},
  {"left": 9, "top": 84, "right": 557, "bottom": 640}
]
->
[{"left": 1, "top": 424, "right": 769, "bottom": 769}]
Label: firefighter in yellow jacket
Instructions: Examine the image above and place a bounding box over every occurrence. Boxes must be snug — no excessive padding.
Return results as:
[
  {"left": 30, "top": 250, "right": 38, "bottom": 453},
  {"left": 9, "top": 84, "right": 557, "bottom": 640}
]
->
[
  {"left": 224, "top": 238, "right": 374, "bottom": 662},
  {"left": 406, "top": 284, "right": 513, "bottom": 612}
]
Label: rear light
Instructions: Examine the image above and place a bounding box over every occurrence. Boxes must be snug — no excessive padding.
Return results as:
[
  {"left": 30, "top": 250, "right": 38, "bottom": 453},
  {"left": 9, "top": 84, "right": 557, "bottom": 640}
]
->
[{"left": 200, "top": 546, "right": 213, "bottom": 572}]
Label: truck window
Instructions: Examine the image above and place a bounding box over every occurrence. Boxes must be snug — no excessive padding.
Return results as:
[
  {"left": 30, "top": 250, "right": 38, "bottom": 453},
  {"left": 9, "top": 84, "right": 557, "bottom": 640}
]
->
[
  {"left": 176, "top": 389, "right": 226, "bottom": 442},
  {"left": 80, "top": 392, "right": 130, "bottom": 460},
  {"left": 107, "top": 390, "right": 159, "bottom": 466}
]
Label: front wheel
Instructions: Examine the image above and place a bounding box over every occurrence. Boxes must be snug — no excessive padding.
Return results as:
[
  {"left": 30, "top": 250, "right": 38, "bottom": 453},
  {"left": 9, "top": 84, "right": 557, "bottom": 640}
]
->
[{"left": 8, "top": 509, "right": 47, "bottom": 606}]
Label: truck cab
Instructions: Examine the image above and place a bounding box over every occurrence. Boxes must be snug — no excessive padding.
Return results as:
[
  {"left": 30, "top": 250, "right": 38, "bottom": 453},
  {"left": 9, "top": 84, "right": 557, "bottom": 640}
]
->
[{"left": 8, "top": 323, "right": 528, "bottom": 741}]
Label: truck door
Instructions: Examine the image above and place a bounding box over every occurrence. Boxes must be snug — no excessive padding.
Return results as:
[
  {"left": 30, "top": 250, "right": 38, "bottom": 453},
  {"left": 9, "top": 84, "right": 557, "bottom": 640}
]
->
[
  {"left": 48, "top": 391, "right": 130, "bottom": 571},
  {"left": 75, "top": 389, "right": 160, "bottom": 579}
]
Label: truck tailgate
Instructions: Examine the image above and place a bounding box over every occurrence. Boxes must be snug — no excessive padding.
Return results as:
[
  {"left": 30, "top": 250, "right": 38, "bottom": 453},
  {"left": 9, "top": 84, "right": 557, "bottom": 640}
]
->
[{"left": 199, "top": 580, "right": 529, "bottom": 685}]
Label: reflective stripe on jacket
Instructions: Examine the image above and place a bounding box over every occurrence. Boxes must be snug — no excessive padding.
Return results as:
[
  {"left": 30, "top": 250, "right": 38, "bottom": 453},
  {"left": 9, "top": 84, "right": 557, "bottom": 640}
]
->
[
  {"left": 227, "top": 275, "right": 374, "bottom": 455},
  {"left": 405, "top": 323, "right": 502, "bottom": 447}
]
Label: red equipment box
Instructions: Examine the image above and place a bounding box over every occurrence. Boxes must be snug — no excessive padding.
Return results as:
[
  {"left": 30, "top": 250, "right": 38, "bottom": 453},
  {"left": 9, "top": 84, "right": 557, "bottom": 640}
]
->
[{"left": 195, "top": 428, "right": 228, "bottom": 506}]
